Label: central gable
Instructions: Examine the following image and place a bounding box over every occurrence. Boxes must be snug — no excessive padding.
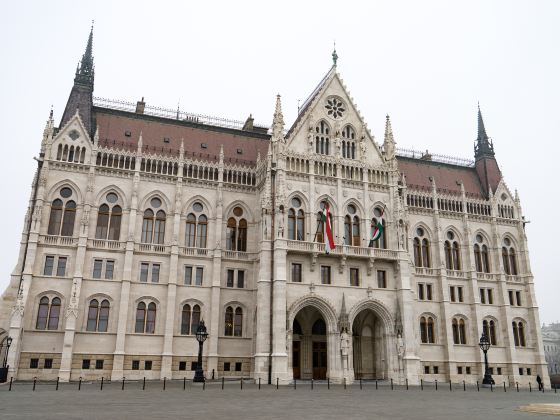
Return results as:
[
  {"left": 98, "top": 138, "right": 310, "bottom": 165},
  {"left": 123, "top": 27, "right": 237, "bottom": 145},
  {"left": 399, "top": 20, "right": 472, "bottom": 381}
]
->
[{"left": 285, "top": 68, "right": 384, "bottom": 166}]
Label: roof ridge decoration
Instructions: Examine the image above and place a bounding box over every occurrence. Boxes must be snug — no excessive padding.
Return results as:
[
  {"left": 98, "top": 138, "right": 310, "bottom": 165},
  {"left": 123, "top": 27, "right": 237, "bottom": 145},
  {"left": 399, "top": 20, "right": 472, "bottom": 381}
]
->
[{"left": 396, "top": 147, "right": 475, "bottom": 167}]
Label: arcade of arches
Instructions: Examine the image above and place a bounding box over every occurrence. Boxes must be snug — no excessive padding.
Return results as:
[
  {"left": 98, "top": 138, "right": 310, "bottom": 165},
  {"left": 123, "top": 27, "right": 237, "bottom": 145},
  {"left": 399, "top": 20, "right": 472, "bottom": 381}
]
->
[{"left": 290, "top": 305, "right": 388, "bottom": 380}]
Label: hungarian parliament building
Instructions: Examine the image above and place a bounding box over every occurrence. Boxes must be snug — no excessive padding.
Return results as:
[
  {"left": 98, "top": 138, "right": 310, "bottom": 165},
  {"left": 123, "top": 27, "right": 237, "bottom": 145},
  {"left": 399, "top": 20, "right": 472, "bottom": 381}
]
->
[{"left": 0, "top": 28, "right": 549, "bottom": 385}]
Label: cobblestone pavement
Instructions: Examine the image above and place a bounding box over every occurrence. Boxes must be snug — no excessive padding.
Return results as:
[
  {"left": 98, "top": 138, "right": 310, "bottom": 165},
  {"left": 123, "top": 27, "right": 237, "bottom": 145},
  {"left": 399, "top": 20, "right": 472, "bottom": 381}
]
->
[{"left": 0, "top": 380, "right": 559, "bottom": 420}]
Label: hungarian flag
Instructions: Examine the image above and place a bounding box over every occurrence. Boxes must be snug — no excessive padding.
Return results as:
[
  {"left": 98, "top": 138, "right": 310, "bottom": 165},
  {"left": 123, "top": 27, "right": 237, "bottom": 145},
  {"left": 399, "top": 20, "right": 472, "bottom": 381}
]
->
[
  {"left": 322, "top": 203, "right": 335, "bottom": 254},
  {"left": 368, "top": 210, "right": 384, "bottom": 247}
]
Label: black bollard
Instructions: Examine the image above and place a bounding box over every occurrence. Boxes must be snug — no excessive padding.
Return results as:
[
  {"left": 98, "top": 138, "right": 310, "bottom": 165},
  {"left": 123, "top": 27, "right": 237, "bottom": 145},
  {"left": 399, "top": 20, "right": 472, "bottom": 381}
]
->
[
  {"left": 163, "top": 377, "right": 166, "bottom": 391},
  {"left": 259, "top": 377, "right": 261, "bottom": 390},
  {"left": 554, "top": 384, "right": 557, "bottom": 394},
  {"left": 56, "top": 376, "right": 59, "bottom": 391},
  {"left": 328, "top": 378, "right": 330, "bottom": 390},
  {"left": 390, "top": 378, "right": 393, "bottom": 390},
  {"left": 463, "top": 380, "right": 466, "bottom": 391},
  {"left": 203, "top": 380, "right": 206, "bottom": 390},
  {"left": 421, "top": 378, "right": 423, "bottom": 390},
  {"left": 490, "top": 382, "right": 493, "bottom": 392},
  {"left": 344, "top": 378, "right": 347, "bottom": 390},
  {"left": 212, "top": 369, "right": 215, "bottom": 380},
  {"left": 504, "top": 382, "right": 506, "bottom": 392},
  {"left": 435, "top": 380, "right": 438, "bottom": 391},
  {"left": 516, "top": 382, "right": 519, "bottom": 392},
  {"left": 406, "top": 378, "right": 408, "bottom": 390},
  {"left": 33, "top": 377, "right": 36, "bottom": 391},
  {"left": 312, "top": 378, "right": 314, "bottom": 390},
  {"left": 101, "top": 377, "right": 104, "bottom": 391},
  {"left": 122, "top": 377, "right": 125, "bottom": 390},
  {"left": 184, "top": 377, "right": 186, "bottom": 390},
  {"left": 277, "top": 377, "right": 279, "bottom": 390},
  {"left": 9, "top": 377, "right": 13, "bottom": 391},
  {"left": 241, "top": 377, "right": 243, "bottom": 390},
  {"left": 477, "top": 380, "right": 479, "bottom": 392},
  {"left": 449, "top": 381, "right": 452, "bottom": 392},
  {"left": 222, "top": 377, "right": 224, "bottom": 390},
  {"left": 375, "top": 379, "right": 378, "bottom": 390},
  {"left": 361, "top": 378, "right": 363, "bottom": 390},
  {"left": 78, "top": 377, "right": 82, "bottom": 391},
  {"left": 294, "top": 378, "right": 296, "bottom": 390},
  {"left": 143, "top": 377, "right": 146, "bottom": 390},
  {"left": 529, "top": 382, "right": 532, "bottom": 392}
]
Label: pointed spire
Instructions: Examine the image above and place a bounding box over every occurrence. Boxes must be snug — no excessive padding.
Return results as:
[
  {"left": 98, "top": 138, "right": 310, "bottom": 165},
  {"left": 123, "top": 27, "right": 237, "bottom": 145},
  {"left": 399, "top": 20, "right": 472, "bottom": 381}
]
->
[
  {"left": 338, "top": 293, "right": 349, "bottom": 333},
  {"left": 75, "top": 23, "right": 95, "bottom": 86},
  {"left": 272, "top": 94, "right": 285, "bottom": 139},
  {"left": 332, "top": 42, "right": 338, "bottom": 67},
  {"left": 383, "top": 114, "right": 396, "bottom": 160},
  {"left": 475, "top": 103, "right": 495, "bottom": 159}
]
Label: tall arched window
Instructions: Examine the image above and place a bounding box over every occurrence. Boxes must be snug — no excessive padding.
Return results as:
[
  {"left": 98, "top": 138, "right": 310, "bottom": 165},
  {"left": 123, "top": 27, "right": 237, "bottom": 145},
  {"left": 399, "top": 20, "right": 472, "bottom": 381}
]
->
[
  {"left": 474, "top": 234, "right": 491, "bottom": 273},
  {"left": 315, "top": 120, "right": 330, "bottom": 155},
  {"left": 234, "top": 307, "right": 243, "bottom": 337},
  {"left": 95, "top": 192, "right": 122, "bottom": 241},
  {"left": 36, "top": 296, "right": 50, "bottom": 330},
  {"left": 502, "top": 238, "right": 518, "bottom": 275},
  {"left": 343, "top": 204, "right": 360, "bottom": 246},
  {"left": 185, "top": 202, "right": 208, "bottom": 248},
  {"left": 288, "top": 197, "right": 305, "bottom": 241},
  {"left": 370, "top": 207, "right": 386, "bottom": 249},
  {"left": 141, "top": 197, "right": 166, "bottom": 244},
  {"left": 444, "top": 231, "right": 461, "bottom": 270},
  {"left": 341, "top": 125, "right": 356, "bottom": 159},
  {"left": 135, "top": 301, "right": 156, "bottom": 334},
  {"left": 414, "top": 228, "right": 431, "bottom": 267},
  {"left": 47, "top": 187, "right": 77, "bottom": 236},
  {"left": 513, "top": 321, "right": 526, "bottom": 347},
  {"left": 452, "top": 317, "right": 467, "bottom": 344},
  {"left": 316, "top": 201, "right": 334, "bottom": 243},
  {"left": 48, "top": 297, "right": 61, "bottom": 330},
  {"left": 181, "top": 304, "right": 201, "bottom": 335},
  {"left": 226, "top": 207, "right": 247, "bottom": 251},
  {"left": 224, "top": 306, "right": 234, "bottom": 336},
  {"left": 420, "top": 316, "right": 435, "bottom": 344},
  {"left": 224, "top": 305, "right": 243, "bottom": 337},
  {"left": 483, "top": 319, "right": 497, "bottom": 345},
  {"left": 87, "top": 299, "right": 110, "bottom": 332}
]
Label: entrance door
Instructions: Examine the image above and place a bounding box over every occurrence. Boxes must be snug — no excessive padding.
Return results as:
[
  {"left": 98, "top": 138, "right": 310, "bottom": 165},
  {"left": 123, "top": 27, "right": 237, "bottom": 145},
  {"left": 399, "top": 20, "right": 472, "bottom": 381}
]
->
[
  {"left": 312, "top": 341, "right": 327, "bottom": 379},
  {"left": 293, "top": 341, "right": 301, "bottom": 379}
]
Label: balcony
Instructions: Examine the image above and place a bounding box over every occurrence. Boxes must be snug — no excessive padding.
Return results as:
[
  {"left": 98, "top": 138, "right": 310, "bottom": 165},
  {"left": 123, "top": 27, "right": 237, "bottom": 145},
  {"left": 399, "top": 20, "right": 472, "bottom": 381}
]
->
[
  {"left": 222, "top": 250, "right": 256, "bottom": 261},
  {"left": 446, "top": 269, "right": 466, "bottom": 279},
  {"left": 134, "top": 243, "right": 170, "bottom": 254},
  {"left": 87, "top": 239, "right": 126, "bottom": 251},
  {"left": 285, "top": 240, "right": 398, "bottom": 261},
  {"left": 476, "top": 272, "right": 499, "bottom": 282},
  {"left": 415, "top": 267, "right": 437, "bottom": 276},
  {"left": 40, "top": 235, "right": 78, "bottom": 247},
  {"left": 179, "top": 247, "right": 211, "bottom": 257}
]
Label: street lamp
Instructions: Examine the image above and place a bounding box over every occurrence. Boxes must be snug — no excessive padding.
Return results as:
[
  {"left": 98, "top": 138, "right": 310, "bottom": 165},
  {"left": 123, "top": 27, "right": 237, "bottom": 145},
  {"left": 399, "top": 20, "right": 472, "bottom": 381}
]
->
[
  {"left": 0, "top": 337, "right": 12, "bottom": 383},
  {"left": 193, "top": 320, "right": 208, "bottom": 382},
  {"left": 479, "top": 332, "right": 495, "bottom": 385}
]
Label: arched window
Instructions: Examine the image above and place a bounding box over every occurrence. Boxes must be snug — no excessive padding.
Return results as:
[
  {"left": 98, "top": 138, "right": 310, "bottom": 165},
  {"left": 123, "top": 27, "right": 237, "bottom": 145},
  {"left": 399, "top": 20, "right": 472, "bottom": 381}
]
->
[
  {"left": 47, "top": 187, "right": 77, "bottom": 236},
  {"left": 422, "top": 239, "right": 431, "bottom": 268},
  {"left": 513, "top": 321, "right": 526, "bottom": 347},
  {"left": 185, "top": 202, "right": 208, "bottom": 248},
  {"left": 474, "top": 234, "right": 491, "bottom": 273},
  {"left": 474, "top": 244, "right": 482, "bottom": 272},
  {"left": 316, "top": 201, "right": 334, "bottom": 244},
  {"left": 141, "top": 197, "right": 166, "bottom": 244},
  {"left": 420, "top": 316, "right": 435, "bottom": 343},
  {"left": 413, "top": 238, "right": 421, "bottom": 266},
  {"left": 288, "top": 197, "right": 305, "bottom": 241},
  {"left": 181, "top": 304, "right": 201, "bottom": 335},
  {"left": 341, "top": 125, "right": 356, "bottom": 159},
  {"left": 312, "top": 319, "right": 327, "bottom": 335},
  {"left": 370, "top": 207, "right": 386, "bottom": 249},
  {"left": 481, "top": 245, "right": 490, "bottom": 273},
  {"left": 36, "top": 296, "right": 50, "bottom": 330},
  {"left": 135, "top": 301, "right": 156, "bottom": 334},
  {"left": 226, "top": 207, "right": 247, "bottom": 251},
  {"left": 224, "top": 306, "right": 234, "bottom": 336},
  {"left": 483, "top": 319, "right": 497, "bottom": 346},
  {"left": 414, "top": 228, "right": 431, "bottom": 267},
  {"left": 48, "top": 297, "right": 61, "bottom": 330},
  {"left": 452, "top": 317, "right": 467, "bottom": 344},
  {"left": 502, "top": 238, "right": 518, "bottom": 275},
  {"left": 343, "top": 204, "right": 360, "bottom": 246},
  {"left": 234, "top": 307, "right": 243, "bottom": 337},
  {"left": 444, "top": 232, "right": 461, "bottom": 270},
  {"left": 95, "top": 192, "right": 122, "bottom": 241},
  {"left": 87, "top": 299, "right": 110, "bottom": 332},
  {"left": 315, "top": 120, "right": 330, "bottom": 155}
]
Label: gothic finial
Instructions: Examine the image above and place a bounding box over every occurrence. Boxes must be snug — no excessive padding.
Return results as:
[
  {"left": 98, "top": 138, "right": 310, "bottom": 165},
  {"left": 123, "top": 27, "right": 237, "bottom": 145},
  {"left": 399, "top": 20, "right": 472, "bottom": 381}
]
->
[
  {"left": 332, "top": 42, "right": 338, "bottom": 67},
  {"left": 75, "top": 24, "right": 94, "bottom": 86},
  {"left": 475, "top": 103, "right": 494, "bottom": 159},
  {"left": 383, "top": 114, "right": 396, "bottom": 160},
  {"left": 272, "top": 94, "right": 285, "bottom": 139}
]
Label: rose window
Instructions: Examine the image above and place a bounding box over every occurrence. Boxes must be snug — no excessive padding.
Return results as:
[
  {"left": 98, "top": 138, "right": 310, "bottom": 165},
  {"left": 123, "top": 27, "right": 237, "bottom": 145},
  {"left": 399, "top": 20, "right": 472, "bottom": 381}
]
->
[{"left": 325, "top": 97, "right": 345, "bottom": 119}]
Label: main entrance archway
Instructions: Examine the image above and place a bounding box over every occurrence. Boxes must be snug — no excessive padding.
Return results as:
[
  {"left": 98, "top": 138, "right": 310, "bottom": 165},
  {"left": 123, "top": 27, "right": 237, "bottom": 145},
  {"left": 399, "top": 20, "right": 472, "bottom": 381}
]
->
[
  {"left": 352, "top": 309, "right": 387, "bottom": 379},
  {"left": 292, "top": 306, "right": 328, "bottom": 380}
]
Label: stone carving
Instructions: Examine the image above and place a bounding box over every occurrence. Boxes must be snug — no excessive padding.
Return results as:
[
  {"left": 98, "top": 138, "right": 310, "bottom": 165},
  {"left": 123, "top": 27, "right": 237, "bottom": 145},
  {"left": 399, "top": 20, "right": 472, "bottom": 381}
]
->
[{"left": 340, "top": 330, "right": 350, "bottom": 372}]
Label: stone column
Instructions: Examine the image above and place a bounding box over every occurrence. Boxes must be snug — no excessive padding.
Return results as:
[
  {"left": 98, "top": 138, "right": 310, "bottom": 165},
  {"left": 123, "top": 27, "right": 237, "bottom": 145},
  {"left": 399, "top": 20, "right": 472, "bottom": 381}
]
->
[{"left": 271, "top": 244, "right": 288, "bottom": 382}]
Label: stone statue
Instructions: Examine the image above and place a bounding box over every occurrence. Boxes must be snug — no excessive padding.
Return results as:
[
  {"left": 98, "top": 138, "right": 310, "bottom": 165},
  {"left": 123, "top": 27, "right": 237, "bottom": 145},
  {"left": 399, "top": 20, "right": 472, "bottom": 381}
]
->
[
  {"left": 308, "top": 126, "right": 315, "bottom": 153},
  {"left": 397, "top": 332, "right": 405, "bottom": 359},
  {"left": 360, "top": 137, "right": 367, "bottom": 159},
  {"left": 340, "top": 330, "right": 350, "bottom": 371}
]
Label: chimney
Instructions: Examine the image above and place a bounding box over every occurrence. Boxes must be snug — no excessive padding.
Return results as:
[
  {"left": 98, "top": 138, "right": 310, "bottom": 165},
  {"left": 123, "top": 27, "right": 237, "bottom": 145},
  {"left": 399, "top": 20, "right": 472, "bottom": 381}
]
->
[
  {"left": 242, "top": 114, "right": 254, "bottom": 131},
  {"left": 136, "top": 97, "right": 146, "bottom": 114}
]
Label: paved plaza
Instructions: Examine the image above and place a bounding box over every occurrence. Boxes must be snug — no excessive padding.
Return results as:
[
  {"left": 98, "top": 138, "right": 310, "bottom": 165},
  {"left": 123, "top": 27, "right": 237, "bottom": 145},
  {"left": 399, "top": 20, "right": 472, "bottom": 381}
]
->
[{"left": 0, "top": 380, "right": 559, "bottom": 420}]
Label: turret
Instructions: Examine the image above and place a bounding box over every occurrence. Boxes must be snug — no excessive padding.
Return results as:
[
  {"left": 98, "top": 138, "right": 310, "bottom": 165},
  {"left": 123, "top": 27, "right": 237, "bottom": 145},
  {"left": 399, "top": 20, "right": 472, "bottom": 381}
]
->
[
  {"left": 59, "top": 25, "right": 95, "bottom": 137},
  {"left": 383, "top": 114, "right": 396, "bottom": 161},
  {"left": 474, "top": 105, "right": 501, "bottom": 198}
]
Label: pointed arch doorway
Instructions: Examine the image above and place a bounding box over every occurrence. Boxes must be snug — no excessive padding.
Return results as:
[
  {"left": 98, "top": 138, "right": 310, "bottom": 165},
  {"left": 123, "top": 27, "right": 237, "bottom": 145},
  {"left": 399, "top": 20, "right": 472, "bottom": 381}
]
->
[
  {"left": 292, "top": 306, "right": 328, "bottom": 380},
  {"left": 352, "top": 309, "right": 386, "bottom": 379}
]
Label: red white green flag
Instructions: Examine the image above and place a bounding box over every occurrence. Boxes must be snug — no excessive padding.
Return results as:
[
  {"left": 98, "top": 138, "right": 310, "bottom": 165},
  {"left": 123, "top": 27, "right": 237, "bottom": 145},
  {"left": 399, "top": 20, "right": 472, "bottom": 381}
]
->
[
  {"left": 368, "top": 210, "right": 384, "bottom": 247},
  {"left": 321, "top": 203, "right": 335, "bottom": 254}
]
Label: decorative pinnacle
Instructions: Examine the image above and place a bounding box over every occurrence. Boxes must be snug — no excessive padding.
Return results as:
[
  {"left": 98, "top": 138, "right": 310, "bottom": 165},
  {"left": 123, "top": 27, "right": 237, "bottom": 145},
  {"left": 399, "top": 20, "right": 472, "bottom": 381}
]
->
[
  {"left": 332, "top": 42, "right": 338, "bottom": 67},
  {"left": 475, "top": 103, "right": 495, "bottom": 159},
  {"left": 272, "top": 94, "right": 284, "bottom": 138},
  {"left": 75, "top": 23, "right": 95, "bottom": 86}
]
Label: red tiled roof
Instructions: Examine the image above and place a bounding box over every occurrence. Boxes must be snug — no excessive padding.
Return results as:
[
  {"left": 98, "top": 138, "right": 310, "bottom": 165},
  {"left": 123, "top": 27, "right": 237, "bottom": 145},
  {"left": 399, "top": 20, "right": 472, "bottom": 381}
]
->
[
  {"left": 94, "top": 108, "right": 270, "bottom": 166},
  {"left": 396, "top": 157, "right": 486, "bottom": 198}
]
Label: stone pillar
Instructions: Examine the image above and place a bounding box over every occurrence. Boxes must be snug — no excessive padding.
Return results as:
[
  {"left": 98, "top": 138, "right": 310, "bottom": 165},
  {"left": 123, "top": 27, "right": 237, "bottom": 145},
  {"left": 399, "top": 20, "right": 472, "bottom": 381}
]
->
[{"left": 271, "top": 245, "right": 288, "bottom": 382}]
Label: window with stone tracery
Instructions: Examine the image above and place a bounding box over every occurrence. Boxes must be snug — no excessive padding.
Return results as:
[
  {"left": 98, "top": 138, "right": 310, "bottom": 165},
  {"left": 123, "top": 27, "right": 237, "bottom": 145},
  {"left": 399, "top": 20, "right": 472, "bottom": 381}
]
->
[
  {"left": 141, "top": 197, "right": 166, "bottom": 244},
  {"left": 224, "top": 305, "right": 243, "bottom": 337},
  {"left": 370, "top": 207, "right": 387, "bottom": 249},
  {"left": 135, "top": 301, "right": 156, "bottom": 334},
  {"left": 344, "top": 204, "right": 360, "bottom": 246},
  {"left": 36, "top": 296, "right": 61, "bottom": 330},
  {"left": 86, "top": 299, "right": 110, "bottom": 332},
  {"left": 47, "top": 187, "right": 77, "bottom": 237},
  {"left": 413, "top": 227, "right": 431, "bottom": 267},
  {"left": 181, "top": 304, "right": 201, "bottom": 335},
  {"left": 452, "top": 317, "right": 467, "bottom": 345},
  {"left": 420, "top": 315, "right": 435, "bottom": 344},
  {"left": 502, "top": 238, "right": 518, "bottom": 275},
  {"left": 315, "top": 120, "right": 330, "bottom": 155},
  {"left": 95, "top": 192, "right": 122, "bottom": 241},
  {"left": 288, "top": 197, "right": 305, "bottom": 241},
  {"left": 474, "top": 234, "right": 491, "bottom": 273},
  {"left": 341, "top": 125, "right": 356, "bottom": 159},
  {"left": 482, "top": 319, "right": 497, "bottom": 345},
  {"left": 226, "top": 207, "right": 247, "bottom": 251},
  {"left": 444, "top": 231, "right": 461, "bottom": 270},
  {"left": 185, "top": 202, "right": 208, "bottom": 248}
]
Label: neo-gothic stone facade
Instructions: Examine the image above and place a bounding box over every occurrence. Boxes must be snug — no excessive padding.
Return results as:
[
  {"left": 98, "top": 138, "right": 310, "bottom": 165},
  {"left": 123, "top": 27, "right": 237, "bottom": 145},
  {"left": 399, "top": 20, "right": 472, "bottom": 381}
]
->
[
  {"left": 0, "top": 30, "right": 550, "bottom": 385},
  {"left": 542, "top": 323, "right": 560, "bottom": 376}
]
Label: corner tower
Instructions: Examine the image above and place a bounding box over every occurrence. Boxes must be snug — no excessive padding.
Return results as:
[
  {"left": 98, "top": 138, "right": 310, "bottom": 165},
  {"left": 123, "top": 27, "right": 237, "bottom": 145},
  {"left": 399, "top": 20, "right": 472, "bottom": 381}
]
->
[{"left": 59, "top": 25, "right": 95, "bottom": 137}]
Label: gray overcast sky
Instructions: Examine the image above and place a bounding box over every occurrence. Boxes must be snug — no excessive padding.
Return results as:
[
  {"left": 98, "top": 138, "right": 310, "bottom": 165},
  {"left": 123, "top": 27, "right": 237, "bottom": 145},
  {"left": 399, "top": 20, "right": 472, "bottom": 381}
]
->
[{"left": 0, "top": 0, "right": 558, "bottom": 324}]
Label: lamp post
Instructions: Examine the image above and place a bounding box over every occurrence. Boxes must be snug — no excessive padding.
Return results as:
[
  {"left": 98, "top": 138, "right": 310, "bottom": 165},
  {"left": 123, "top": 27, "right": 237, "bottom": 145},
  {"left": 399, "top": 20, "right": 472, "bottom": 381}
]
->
[
  {"left": 0, "top": 337, "right": 12, "bottom": 383},
  {"left": 193, "top": 320, "right": 208, "bottom": 382},
  {"left": 479, "top": 332, "right": 495, "bottom": 385}
]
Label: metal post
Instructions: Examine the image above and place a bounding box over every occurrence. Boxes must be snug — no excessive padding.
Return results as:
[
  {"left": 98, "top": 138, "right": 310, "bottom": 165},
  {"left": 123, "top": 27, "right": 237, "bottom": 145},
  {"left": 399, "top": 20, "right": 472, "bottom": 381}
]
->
[
  {"left": 9, "top": 376, "right": 12, "bottom": 391},
  {"left": 143, "top": 377, "right": 146, "bottom": 390},
  {"left": 449, "top": 380, "right": 452, "bottom": 391},
  {"left": 33, "top": 377, "right": 36, "bottom": 391},
  {"left": 184, "top": 377, "right": 186, "bottom": 390},
  {"left": 294, "top": 378, "right": 296, "bottom": 390},
  {"left": 241, "top": 377, "right": 243, "bottom": 390},
  {"left": 222, "top": 377, "right": 224, "bottom": 390},
  {"left": 421, "top": 378, "right": 423, "bottom": 390},
  {"left": 344, "top": 378, "right": 347, "bottom": 390},
  {"left": 390, "top": 378, "right": 393, "bottom": 390},
  {"left": 311, "top": 379, "right": 314, "bottom": 390},
  {"left": 490, "top": 382, "right": 493, "bottom": 392},
  {"left": 375, "top": 379, "right": 377, "bottom": 390},
  {"left": 56, "top": 376, "right": 59, "bottom": 391},
  {"left": 203, "top": 380, "right": 206, "bottom": 391},
  {"left": 435, "top": 379, "right": 437, "bottom": 391},
  {"left": 276, "top": 377, "right": 279, "bottom": 389},
  {"left": 122, "top": 377, "right": 125, "bottom": 390},
  {"left": 554, "top": 384, "right": 557, "bottom": 393},
  {"left": 504, "top": 382, "right": 506, "bottom": 392},
  {"left": 328, "top": 378, "right": 330, "bottom": 390},
  {"left": 78, "top": 377, "right": 82, "bottom": 391},
  {"left": 463, "top": 380, "right": 465, "bottom": 391},
  {"left": 100, "top": 377, "right": 103, "bottom": 391},
  {"left": 516, "top": 382, "right": 519, "bottom": 392},
  {"left": 361, "top": 378, "right": 363, "bottom": 390},
  {"left": 163, "top": 377, "right": 166, "bottom": 391},
  {"left": 529, "top": 382, "right": 531, "bottom": 392},
  {"left": 259, "top": 377, "right": 261, "bottom": 390},
  {"left": 477, "top": 380, "right": 479, "bottom": 391}
]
